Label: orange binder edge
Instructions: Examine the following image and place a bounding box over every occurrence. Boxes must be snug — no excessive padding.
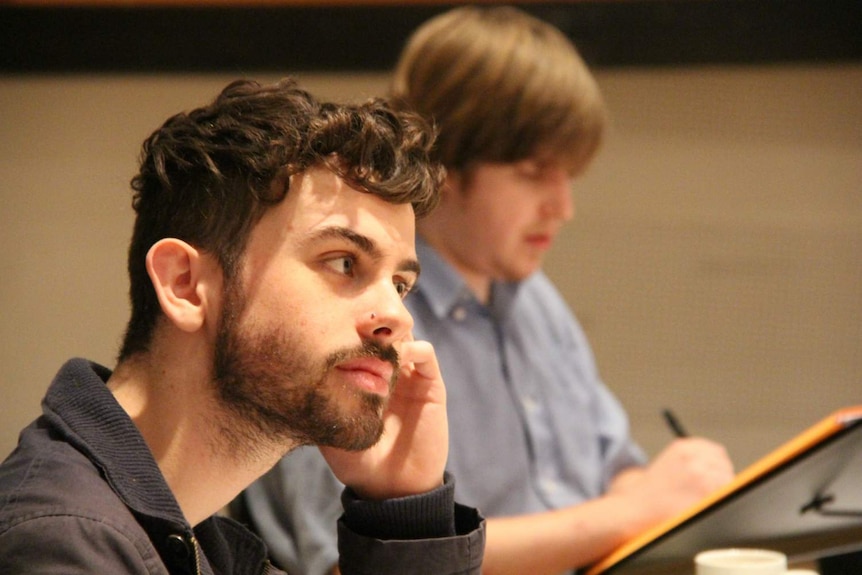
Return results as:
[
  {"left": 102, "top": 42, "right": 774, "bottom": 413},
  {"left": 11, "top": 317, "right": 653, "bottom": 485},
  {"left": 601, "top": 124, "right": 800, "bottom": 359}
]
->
[{"left": 586, "top": 406, "right": 862, "bottom": 575}]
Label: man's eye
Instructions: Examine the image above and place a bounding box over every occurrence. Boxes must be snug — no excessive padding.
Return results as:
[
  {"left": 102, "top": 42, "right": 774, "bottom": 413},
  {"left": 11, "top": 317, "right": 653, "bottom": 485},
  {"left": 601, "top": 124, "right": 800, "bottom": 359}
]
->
[
  {"left": 325, "top": 256, "right": 355, "bottom": 276},
  {"left": 394, "top": 280, "right": 413, "bottom": 299}
]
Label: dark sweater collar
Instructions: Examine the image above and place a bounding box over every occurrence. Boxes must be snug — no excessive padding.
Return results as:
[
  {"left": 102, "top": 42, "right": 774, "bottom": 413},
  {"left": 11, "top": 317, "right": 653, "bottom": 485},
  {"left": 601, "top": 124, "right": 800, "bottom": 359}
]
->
[{"left": 42, "top": 358, "right": 186, "bottom": 525}]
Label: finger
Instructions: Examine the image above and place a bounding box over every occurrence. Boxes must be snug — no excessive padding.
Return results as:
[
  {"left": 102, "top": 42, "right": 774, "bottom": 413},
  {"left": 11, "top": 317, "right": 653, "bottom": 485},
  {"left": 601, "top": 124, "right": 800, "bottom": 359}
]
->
[{"left": 398, "top": 340, "right": 439, "bottom": 380}]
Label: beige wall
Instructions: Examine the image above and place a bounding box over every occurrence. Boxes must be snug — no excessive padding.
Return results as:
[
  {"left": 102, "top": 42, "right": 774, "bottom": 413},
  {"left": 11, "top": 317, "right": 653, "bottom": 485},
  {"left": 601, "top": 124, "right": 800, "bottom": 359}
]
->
[{"left": 1, "top": 65, "right": 860, "bottom": 470}]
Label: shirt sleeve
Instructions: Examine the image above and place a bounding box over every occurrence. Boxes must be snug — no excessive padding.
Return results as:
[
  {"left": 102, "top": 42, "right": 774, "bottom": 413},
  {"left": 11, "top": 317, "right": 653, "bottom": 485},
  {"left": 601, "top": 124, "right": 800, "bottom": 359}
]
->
[
  {"left": 560, "top": 293, "right": 648, "bottom": 485},
  {"left": 514, "top": 273, "right": 648, "bottom": 502}
]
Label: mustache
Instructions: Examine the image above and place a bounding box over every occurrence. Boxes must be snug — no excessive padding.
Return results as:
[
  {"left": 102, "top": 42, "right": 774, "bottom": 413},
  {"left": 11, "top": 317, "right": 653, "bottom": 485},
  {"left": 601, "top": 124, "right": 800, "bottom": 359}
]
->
[{"left": 326, "top": 339, "right": 400, "bottom": 373}]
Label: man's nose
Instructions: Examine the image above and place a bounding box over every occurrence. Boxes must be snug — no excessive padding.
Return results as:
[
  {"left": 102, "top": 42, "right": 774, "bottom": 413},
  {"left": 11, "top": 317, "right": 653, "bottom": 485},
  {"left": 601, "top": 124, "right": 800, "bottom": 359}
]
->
[
  {"left": 541, "top": 176, "right": 575, "bottom": 221},
  {"left": 358, "top": 283, "right": 414, "bottom": 344}
]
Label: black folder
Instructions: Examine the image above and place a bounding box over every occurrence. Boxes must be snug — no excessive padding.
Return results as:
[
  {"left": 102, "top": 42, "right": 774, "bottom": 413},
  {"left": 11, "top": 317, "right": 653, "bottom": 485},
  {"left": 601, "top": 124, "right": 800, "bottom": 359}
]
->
[{"left": 587, "top": 407, "right": 862, "bottom": 574}]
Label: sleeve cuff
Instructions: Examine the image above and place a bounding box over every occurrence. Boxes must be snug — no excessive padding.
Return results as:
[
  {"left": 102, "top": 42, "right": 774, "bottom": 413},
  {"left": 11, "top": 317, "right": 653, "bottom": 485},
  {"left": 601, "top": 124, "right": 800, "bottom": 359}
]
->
[{"left": 340, "top": 472, "right": 456, "bottom": 540}]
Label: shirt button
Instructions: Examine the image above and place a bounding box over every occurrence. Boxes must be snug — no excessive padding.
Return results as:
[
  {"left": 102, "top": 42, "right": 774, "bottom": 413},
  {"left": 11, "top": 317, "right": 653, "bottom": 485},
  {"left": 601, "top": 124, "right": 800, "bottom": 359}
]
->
[
  {"left": 541, "top": 478, "right": 559, "bottom": 494},
  {"left": 451, "top": 306, "right": 467, "bottom": 321}
]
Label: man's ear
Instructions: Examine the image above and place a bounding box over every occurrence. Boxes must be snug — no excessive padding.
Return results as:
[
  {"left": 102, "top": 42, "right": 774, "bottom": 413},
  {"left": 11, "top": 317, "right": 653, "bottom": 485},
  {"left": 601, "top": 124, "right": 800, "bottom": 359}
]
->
[{"left": 146, "top": 238, "right": 216, "bottom": 333}]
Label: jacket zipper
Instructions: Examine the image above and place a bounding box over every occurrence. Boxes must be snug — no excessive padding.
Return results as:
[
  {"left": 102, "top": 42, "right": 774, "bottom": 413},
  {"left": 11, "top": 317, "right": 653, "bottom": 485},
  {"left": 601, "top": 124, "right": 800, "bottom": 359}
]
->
[{"left": 190, "top": 535, "right": 202, "bottom": 575}]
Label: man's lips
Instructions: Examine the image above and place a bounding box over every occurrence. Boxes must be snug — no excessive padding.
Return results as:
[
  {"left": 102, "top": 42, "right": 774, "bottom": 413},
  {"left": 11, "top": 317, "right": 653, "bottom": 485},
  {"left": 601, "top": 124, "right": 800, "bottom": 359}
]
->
[
  {"left": 336, "top": 357, "right": 395, "bottom": 396},
  {"left": 525, "top": 232, "right": 555, "bottom": 249}
]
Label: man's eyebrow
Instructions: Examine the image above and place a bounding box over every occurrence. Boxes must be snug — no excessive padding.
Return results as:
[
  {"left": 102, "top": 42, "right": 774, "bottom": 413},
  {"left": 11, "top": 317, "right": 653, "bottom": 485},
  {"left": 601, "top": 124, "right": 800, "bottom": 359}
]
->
[
  {"left": 401, "top": 258, "right": 422, "bottom": 279},
  {"left": 306, "top": 225, "right": 421, "bottom": 276},
  {"left": 309, "top": 226, "right": 378, "bottom": 256}
]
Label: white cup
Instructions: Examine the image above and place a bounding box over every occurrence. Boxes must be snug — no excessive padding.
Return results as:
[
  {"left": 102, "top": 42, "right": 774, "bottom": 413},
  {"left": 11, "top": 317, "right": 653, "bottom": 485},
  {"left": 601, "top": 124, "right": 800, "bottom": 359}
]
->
[
  {"left": 694, "top": 549, "right": 819, "bottom": 575},
  {"left": 695, "top": 549, "right": 787, "bottom": 575}
]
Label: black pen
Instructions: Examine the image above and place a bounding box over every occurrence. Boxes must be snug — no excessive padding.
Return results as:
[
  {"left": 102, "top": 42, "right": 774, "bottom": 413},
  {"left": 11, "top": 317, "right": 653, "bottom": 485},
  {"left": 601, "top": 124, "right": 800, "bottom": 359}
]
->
[{"left": 662, "top": 408, "right": 689, "bottom": 438}]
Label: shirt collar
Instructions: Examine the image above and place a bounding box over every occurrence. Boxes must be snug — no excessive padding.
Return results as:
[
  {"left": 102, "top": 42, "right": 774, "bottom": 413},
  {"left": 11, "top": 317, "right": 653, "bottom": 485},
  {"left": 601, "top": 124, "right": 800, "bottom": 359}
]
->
[{"left": 415, "top": 236, "right": 522, "bottom": 323}]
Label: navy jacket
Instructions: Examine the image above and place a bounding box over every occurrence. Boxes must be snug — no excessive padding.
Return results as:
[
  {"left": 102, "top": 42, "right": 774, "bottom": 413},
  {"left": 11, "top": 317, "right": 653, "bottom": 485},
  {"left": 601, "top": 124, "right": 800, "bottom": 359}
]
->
[{"left": 0, "top": 359, "right": 485, "bottom": 574}]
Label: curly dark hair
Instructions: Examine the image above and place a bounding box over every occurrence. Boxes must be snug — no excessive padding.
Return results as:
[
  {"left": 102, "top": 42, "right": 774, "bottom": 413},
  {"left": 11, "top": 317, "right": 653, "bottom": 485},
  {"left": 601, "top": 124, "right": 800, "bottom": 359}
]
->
[{"left": 119, "top": 78, "right": 442, "bottom": 360}]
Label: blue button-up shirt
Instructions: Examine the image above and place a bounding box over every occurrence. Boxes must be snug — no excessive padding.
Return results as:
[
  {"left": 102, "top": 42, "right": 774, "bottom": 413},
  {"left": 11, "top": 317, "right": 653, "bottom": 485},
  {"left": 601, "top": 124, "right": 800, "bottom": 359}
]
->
[{"left": 411, "top": 238, "right": 646, "bottom": 516}]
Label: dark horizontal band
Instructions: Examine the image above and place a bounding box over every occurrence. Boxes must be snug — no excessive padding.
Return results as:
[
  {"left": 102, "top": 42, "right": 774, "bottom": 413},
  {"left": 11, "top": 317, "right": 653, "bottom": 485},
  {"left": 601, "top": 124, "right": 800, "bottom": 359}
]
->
[{"left": 2, "top": 0, "right": 860, "bottom": 73}]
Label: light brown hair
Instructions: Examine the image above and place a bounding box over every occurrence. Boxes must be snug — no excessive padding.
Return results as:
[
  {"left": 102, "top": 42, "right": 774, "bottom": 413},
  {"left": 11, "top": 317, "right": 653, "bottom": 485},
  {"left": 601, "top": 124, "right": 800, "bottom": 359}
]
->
[{"left": 391, "top": 5, "right": 607, "bottom": 175}]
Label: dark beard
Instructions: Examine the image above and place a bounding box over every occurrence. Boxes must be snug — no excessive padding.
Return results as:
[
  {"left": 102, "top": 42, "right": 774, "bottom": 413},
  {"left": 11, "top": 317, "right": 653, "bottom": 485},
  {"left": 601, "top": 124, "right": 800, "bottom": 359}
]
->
[{"left": 212, "top": 278, "right": 399, "bottom": 460}]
